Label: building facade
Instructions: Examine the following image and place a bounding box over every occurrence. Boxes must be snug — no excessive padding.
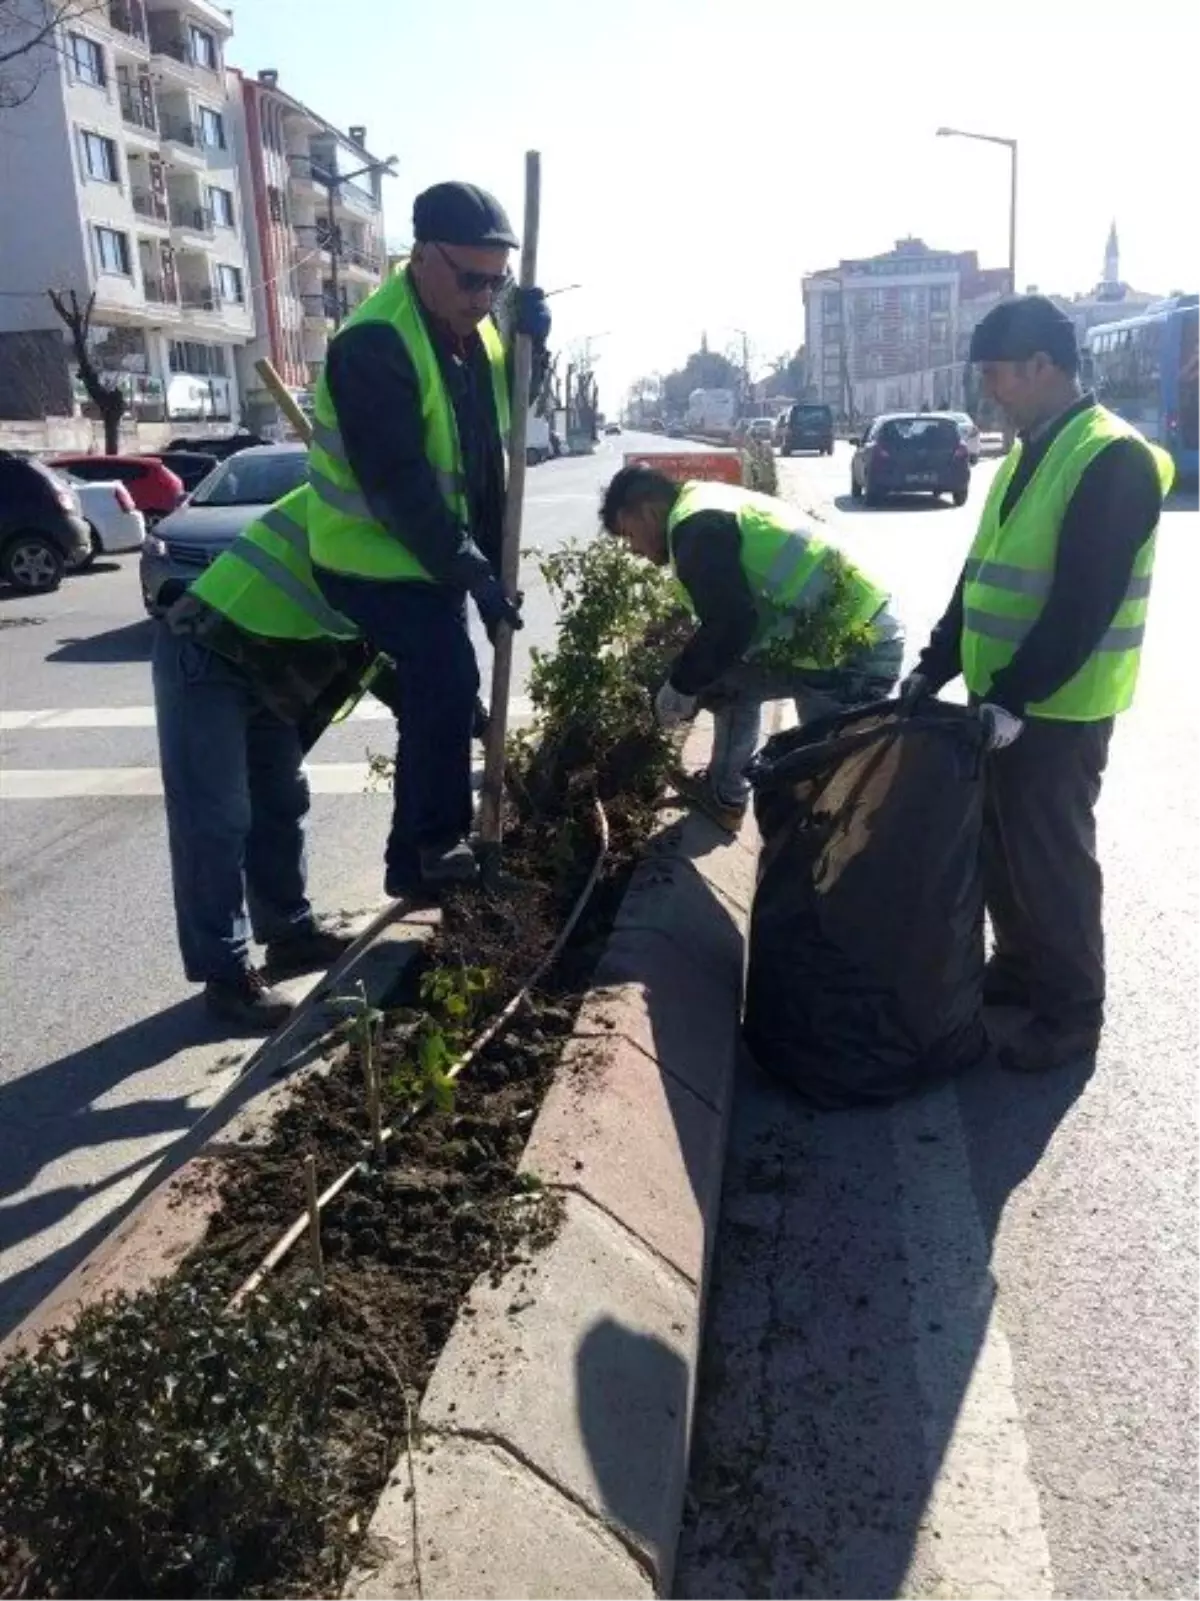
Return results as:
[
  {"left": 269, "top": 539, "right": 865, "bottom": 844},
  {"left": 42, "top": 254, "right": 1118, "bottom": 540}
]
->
[
  {"left": 803, "top": 238, "right": 1010, "bottom": 418},
  {"left": 230, "top": 69, "right": 388, "bottom": 430},
  {"left": 0, "top": 0, "right": 255, "bottom": 428}
]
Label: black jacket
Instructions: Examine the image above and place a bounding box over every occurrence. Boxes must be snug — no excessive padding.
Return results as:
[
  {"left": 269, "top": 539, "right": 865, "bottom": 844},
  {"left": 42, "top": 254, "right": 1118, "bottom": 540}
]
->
[
  {"left": 322, "top": 283, "right": 546, "bottom": 592},
  {"left": 917, "top": 396, "right": 1164, "bottom": 715}
]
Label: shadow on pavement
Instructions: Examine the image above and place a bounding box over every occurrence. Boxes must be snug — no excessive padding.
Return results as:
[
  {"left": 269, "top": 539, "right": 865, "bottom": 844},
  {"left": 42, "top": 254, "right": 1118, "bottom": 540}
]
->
[
  {"left": 832, "top": 492, "right": 956, "bottom": 515},
  {"left": 676, "top": 1032, "right": 1092, "bottom": 1597},
  {"left": 46, "top": 618, "right": 154, "bottom": 664}
]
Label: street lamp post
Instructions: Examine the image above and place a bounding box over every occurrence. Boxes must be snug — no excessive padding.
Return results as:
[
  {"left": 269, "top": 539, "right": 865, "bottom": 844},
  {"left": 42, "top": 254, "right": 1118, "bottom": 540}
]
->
[{"left": 936, "top": 126, "right": 1018, "bottom": 294}]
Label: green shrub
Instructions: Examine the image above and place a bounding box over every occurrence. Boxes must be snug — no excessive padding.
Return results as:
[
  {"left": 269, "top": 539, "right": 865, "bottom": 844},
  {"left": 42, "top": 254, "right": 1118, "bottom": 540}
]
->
[{"left": 740, "top": 437, "right": 779, "bottom": 495}]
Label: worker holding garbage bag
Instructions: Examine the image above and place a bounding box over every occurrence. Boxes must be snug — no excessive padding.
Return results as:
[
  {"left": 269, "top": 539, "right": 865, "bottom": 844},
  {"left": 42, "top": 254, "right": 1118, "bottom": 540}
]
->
[{"left": 600, "top": 465, "right": 904, "bottom": 831}]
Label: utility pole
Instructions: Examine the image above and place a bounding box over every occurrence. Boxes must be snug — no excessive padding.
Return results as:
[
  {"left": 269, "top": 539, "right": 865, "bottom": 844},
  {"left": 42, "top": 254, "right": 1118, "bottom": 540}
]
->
[{"left": 299, "top": 153, "right": 398, "bottom": 331}]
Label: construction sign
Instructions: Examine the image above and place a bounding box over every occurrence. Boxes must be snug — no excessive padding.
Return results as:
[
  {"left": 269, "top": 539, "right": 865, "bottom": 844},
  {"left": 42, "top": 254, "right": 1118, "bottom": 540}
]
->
[{"left": 623, "top": 451, "right": 743, "bottom": 485}]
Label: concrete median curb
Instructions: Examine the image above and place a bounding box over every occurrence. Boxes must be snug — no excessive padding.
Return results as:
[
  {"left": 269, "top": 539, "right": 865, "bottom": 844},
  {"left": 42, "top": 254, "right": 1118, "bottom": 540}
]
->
[{"left": 347, "top": 722, "right": 759, "bottom": 1600}]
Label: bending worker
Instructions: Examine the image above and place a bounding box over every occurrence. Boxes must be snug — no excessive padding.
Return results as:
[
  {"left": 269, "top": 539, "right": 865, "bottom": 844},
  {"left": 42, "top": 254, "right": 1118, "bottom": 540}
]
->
[
  {"left": 309, "top": 181, "right": 550, "bottom": 897},
  {"left": 155, "top": 485, "right": 393, "bottom": 1031},
  {"left": 903, "top": 295, "right": 1173, "bottom": 1076},
  {"left": 601, "top": 466, "right": 904, "bottom": 830}
]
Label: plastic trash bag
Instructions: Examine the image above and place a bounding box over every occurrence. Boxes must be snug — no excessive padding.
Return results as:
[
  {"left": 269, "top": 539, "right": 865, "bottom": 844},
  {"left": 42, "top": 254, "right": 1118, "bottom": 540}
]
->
[{"left": 743, "top": 700, "right": 989, "bottom": 1107}]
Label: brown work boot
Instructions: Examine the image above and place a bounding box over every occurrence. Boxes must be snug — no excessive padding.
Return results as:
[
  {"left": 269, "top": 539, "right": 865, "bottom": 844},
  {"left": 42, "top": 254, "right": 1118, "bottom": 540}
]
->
[
  {"left": 204, "top": 968, "right": 293, "bottom": 1031},
  {"left": 998, "top": 1017, "right": 1100, "bottom": 1075},
  {"left": 670, "top": 768, "right": 748, "bottom": 834}
]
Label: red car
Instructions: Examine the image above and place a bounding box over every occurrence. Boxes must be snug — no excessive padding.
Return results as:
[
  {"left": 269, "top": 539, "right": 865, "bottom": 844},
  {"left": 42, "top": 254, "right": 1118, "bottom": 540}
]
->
[{"left": 49, "top": 454, "right": 185, "bottom": 527}]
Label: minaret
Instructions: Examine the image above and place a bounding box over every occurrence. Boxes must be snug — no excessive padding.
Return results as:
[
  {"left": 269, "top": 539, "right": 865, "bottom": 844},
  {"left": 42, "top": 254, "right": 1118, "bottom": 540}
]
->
[{"left": 1104, "top": 221, "right": 1119, "bottom": 287}]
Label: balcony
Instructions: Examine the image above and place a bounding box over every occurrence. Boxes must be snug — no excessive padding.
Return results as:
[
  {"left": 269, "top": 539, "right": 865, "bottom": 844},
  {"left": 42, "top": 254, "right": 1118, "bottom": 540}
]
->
[
  {"left": 151, "top": 33, "right": 219, "bottom": 76},
  {"left": 342, "top": 243, "right": 382, "bottom": 274},
  {"left": 142, "top": 277, "right": 181, "bottom": 314},
  {"left": 170, "top": 202, "right": 214, "bottom": 237},
  {"left": 119, "top": 90, "right": 158, "bottom": 134},
  {"left": 132, "top": 190, "right": 169, "bottom": 225},
  {"left": 108, "top": 0, "right": 149, "bottom": 47},
  {"left": 179, "top": 285, "right": 216, "bottom": 312}
]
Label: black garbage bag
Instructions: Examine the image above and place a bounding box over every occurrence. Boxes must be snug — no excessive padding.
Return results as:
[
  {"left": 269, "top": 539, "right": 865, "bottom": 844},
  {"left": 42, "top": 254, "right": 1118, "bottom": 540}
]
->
[{"left": 743, "top": 699, "right": 989, "bottom": 1107}]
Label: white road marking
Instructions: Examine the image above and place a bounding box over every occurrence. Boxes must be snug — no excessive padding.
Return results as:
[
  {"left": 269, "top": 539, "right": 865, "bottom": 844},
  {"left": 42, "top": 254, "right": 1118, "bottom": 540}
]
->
[
  {"left": 0, "top": 696, "right": 533, "bottom": 733},
  {"left": 1, "top": 761, "right": 450, "bottom": 800},
  {"left": 891, "top": 1089, "right": 1054, "bottom": 1599}
]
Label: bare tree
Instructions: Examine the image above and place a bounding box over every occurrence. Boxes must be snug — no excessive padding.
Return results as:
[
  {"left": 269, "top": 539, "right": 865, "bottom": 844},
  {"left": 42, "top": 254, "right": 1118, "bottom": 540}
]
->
[
  {"left": 1, "top": 0, "right": 106, "bottom": 111},
  {"left": 47, "top": 288, "right": 126, "bottom": 451}
]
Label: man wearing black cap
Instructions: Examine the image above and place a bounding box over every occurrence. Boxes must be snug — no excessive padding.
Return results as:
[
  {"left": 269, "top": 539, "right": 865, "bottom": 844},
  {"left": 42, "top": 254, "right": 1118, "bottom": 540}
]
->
[
  {"left": 902, "top": 294, "right": 1174, "bottom": 1074},
  {"left": 306, "top": 180, "right": 550, "bottom": 895}
]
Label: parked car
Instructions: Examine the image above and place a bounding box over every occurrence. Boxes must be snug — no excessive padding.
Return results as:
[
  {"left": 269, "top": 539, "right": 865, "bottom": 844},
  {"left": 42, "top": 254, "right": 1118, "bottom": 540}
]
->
[
  {"left": 745, "top": 417, "right": 775, "bottom": 444},
  {"left": 779, "top": 402, "right": 835, "bottom": 456},
  {"left": 152, "top": 449, "right": 220, "bottom": 493},
  {"left": 68, "top": 478, "right": 146, "bottom": 567},
  {"left": 140, "top": 443, "right": 309, "bottom": 614},
  {"left": 850, "top": 413, "right": 970, "bottom": 507},
  {"left": 165, "top": 428, "right": 267, "bottom": 461},
  {"left": 942, "top": 411, "right": 982, "bottom": 464},
  {"left": 48, "top": 453, "right": 184, "bottom": 527},
  {"left": 604, "top": 421, "right": 621, "bottom": 435},
  {"left": 0, "top": 450, "right": 91, "bottom": 592}
]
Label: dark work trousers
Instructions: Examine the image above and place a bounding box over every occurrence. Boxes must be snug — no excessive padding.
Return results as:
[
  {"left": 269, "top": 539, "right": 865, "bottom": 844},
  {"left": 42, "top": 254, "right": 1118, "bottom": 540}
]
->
[
  {"left": 152, "top": 626, "right": 314, "bottom": 983},
  {"left": 983, "top": 715, "right": 1114, "bottom": 1030},
  {"left": 315, "top": 572, "right": 478, "bottom": 887}
]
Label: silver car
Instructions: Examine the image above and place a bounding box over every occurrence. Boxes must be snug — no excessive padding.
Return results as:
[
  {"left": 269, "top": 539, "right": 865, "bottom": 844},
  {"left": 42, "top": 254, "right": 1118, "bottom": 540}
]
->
[{"left": 140, "top": 443, "right": 309, "bottom": 615}]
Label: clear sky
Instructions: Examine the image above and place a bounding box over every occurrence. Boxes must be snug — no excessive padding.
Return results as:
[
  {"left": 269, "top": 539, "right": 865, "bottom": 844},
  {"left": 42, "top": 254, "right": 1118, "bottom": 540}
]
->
[{"left": 227, "top": 0, "right": 1198, "bottom": 407}]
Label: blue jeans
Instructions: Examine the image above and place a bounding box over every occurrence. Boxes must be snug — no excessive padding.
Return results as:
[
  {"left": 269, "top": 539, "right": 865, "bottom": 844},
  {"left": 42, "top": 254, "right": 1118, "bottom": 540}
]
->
[
  {"left": 153, "top": 627, "right": 314, "bottom": 982},
  {"left": 706, "top": 616, "right": 905, "bottom": 804},
  {"left": 315, "top": 573, "right": 478, "bottom": 887}
]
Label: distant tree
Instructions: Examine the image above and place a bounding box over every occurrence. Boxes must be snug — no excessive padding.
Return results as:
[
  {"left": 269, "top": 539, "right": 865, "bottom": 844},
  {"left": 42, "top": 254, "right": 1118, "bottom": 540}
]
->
[
  {"left": 1, "top": 1, "right": 106, "bottom": 110},
  {"left": 761, "top": 347, "right": 808, "bottom": 401},
  {"left": 660, "top": 347, "right": 741, "bottom": 416},
  {"left": 47, "top": 288, "right": 126, "bottom": 451}
]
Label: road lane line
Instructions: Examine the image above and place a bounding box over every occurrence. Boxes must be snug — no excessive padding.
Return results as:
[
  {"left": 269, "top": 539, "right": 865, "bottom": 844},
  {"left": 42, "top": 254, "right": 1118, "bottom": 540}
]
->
[
  {"left": 0, "top": 758, "right": 508, "bottom": 801},
  {"left": 891, "top": 1088, "right": 1053, "bottom": 1599},
  {"left": 0, "top": 697, "right": 533, "bottom": 733}
]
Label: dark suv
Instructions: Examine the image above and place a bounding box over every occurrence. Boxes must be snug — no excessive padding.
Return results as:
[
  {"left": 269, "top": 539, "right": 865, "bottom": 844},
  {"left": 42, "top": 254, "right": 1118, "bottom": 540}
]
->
[
  {"left": 850, "top": 413, "right": 970, "bottom": 506},
  {"left": 780, "top": 402, "right": 835, "bottom": 457},
  {"left": 0, "top": 451, "right": 90, "bottom": 592}
]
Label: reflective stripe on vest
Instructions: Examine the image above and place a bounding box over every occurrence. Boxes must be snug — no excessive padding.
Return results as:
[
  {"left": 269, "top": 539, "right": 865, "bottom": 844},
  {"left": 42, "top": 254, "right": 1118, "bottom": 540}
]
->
[
  {"left": 189, "top": 486, "right": 360, "bottom": 641},
  {"left": 307, "top": 267, "right": 510, "bottom": 581},
  {"left": 961, "top": 404, "right": 1173, "bottom": 720}
]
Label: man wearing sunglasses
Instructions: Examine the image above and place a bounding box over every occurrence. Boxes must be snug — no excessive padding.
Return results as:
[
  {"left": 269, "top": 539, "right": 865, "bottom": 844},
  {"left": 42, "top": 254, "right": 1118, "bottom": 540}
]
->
[{"left": 308, "top": 181, "right": 550, "bottom": 896}]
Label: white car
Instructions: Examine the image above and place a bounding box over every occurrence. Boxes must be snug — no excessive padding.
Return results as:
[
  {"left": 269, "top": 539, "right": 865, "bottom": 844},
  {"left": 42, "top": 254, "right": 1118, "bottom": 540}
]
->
[
  {"left": 68, "top": 477, "right": 146, "bottom": 568},
  {"left": 942, "top": 411, "right": 982, "bottom": 464},
  {"left": 745, "top": 417, "right": 776, "bottom": 443}
]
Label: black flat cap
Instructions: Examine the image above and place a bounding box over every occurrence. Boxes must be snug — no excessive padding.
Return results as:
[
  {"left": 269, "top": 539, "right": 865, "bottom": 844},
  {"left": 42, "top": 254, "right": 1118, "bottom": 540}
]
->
[
  {"left": 969, "top": 294, "right": 1079, "bottom": 371},
  {"left": 412, "top": 181, "right": 518, "bottom": 249}
]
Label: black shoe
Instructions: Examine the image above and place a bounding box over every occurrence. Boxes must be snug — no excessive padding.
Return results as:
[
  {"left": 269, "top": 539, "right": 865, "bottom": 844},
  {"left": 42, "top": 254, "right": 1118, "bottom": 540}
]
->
[
  {"left": 419, "top": 838, "right": 479, "bottom": 887},
  {"left": 669, "top": 768, "right": 748, "bottom": 834},
  {"left": 204, "top": 969, "right": 293, "bottom": 1031},
  {"left": 982, "top": 960, "right": 1032, "bottom": 1010},
  {"left": 998, "top": 1017, "right": 1100, "bottom": 1075},
  {"left": 264, "top": 925, "right": 354, "bottom": 979}
]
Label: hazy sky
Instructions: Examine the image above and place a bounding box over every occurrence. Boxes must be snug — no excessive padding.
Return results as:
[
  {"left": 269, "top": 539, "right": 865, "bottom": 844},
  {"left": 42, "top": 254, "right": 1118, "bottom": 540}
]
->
[{"left": 227, "top": 0, "right": 1198, "bottom": 405}]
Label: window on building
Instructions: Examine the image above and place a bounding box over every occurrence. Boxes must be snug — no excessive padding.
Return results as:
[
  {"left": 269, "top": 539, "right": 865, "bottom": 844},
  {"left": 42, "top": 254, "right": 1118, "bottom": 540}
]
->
[
  {"left": 216, "top": 264, "right": 244, "bottom": 304},
  {"left": 169, "top": 340, "right": 227, "bottom": 376},
  {"left": 94, "top": 226, "right": 131, "bottom": 275},
  {"left": 208, "top": 186, "right": 235, "bottom": 228},
  {"left": 267, "top": 184, "right": 288, "bottom": 224},
  {"left": 823, "top": 297, "right": 842, "bottom": 321},
  {"left": 68, "top": 33, "right": 106, "bottom": 87},
  {"left": 80, "top": 129, "right": 118, "bottom": 182},
  {"left": 262, "top": 106, "right": 283, "bottom": 153},
  {"left": 198, "top": 106, "right": 226, "bottom": 149},
  {"left": 930, "top": 285, "right": 952, "bottom": 312},
  {"left": 188, "top": 24, "right": 217, "bottom": 69}
]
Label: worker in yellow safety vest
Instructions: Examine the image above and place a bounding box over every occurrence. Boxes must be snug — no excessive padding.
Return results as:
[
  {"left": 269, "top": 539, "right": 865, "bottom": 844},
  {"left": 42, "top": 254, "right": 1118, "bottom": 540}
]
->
[
  {"left": 601, "top": 468, "right": 904, "bottom": 831},
  {"left": 153, "top": 482, "right": 396, "bottom": 1030},
  {"left": 308, "top": 181, "right": 550, "bottom": 898},
  {"left": 901, "top": 295, "right": 1173, "bottom": 1075}
]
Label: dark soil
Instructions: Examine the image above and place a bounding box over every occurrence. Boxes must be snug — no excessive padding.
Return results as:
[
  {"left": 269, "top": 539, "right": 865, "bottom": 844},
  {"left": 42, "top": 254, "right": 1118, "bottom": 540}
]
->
[{"left": 0, "top": 802, "right": 643, "bottom": 1601}]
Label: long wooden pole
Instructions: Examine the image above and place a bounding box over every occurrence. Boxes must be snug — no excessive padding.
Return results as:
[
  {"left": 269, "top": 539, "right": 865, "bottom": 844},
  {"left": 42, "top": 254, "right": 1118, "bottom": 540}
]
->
[
  {"left": 254, "top": 357, "right": 313, "bottom": 444},
  {"left": 478, "top": 150, "right": 541, "bottom": 848}
]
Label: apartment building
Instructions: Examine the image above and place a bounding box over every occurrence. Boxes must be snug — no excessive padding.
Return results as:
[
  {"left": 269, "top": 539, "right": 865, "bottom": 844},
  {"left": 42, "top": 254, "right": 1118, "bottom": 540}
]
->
[
  {"left": 0, "top": 0, "right": 253, "bottom": 428},
  {"left": 230, "top": 68, "right": 389, "bottom": 429},
  {"left": 802, "top": 238, "right": 1010, "bottom": 416}
]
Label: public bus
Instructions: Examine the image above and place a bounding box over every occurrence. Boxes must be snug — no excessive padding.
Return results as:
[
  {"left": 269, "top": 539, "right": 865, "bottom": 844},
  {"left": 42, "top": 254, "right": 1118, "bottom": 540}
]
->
[{"left": 1084, "top": 295, "right": 1198, "bottom": 483}]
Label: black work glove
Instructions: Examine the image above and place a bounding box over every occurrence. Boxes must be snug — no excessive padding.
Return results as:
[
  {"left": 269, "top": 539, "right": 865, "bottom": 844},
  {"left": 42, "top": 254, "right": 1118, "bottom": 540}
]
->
[
  {"left": 473, "top": 576, "right": 524, "bottom": 644},
  {"left": 515, "top": 286, "right": 551, "bottom": 342}
]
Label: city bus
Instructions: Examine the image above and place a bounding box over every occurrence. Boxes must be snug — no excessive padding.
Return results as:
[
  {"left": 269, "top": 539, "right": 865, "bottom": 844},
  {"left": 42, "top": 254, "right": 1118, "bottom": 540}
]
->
[{"left": 1084, "top": 295, "right": 1198, "bottom": 483}]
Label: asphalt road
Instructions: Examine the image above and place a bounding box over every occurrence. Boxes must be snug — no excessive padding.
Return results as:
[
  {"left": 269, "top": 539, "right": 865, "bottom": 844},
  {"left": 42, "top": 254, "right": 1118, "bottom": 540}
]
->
[
  {"left": 0, "top": 430, "right": 685, "bottom": 1338},
  {"left": 677, "top": 445, "right": 1199, "bottom": 1599}
]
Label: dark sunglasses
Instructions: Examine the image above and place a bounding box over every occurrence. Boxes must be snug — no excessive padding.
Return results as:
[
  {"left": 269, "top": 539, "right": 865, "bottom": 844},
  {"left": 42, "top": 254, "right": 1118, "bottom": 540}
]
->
[{"left": 433, "top": 241, "right": 511, "bottom": 295}]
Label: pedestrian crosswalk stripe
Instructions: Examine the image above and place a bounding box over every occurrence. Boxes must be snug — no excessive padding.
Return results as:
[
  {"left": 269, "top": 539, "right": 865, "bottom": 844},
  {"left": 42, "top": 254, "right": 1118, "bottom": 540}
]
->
[
  {"left": 0, "top": 696, "right": 534, "bottom": 733},
  {"left": 0, "top": 759, "right": 490, "bottom": 801}
]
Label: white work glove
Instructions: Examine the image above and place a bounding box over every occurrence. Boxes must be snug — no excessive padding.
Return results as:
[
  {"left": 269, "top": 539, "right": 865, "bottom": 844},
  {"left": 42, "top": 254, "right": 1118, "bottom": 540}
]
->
[
  {"left": 654, "top": 681, "right": 699, "bottom": 730},
  {"left": 898, "top": 671, "right": 932, "bottom": 704},
  {"left": 979, "top": 703, "right": 1024, "bottom": 750}
]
